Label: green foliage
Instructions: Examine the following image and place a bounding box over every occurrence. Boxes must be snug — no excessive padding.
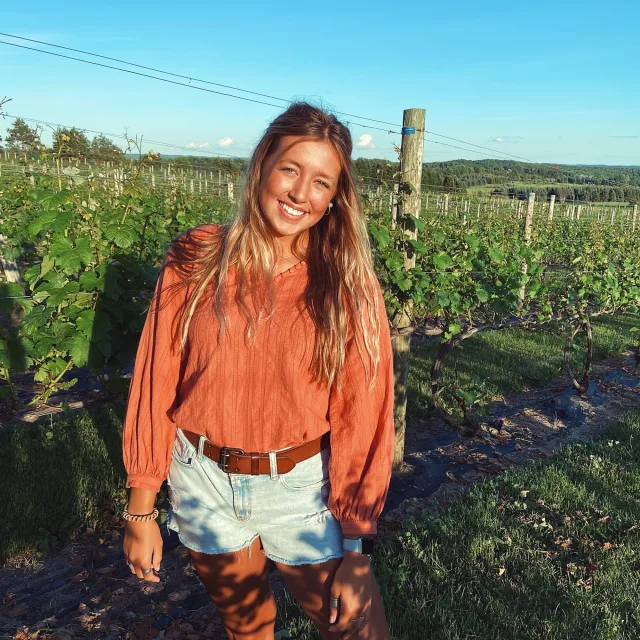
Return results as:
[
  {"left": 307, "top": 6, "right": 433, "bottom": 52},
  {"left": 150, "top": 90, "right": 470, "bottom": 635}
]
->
[
  {"left": 0, "top": 405, "right": 127, "bottom": 564},
  {"left": 0, "top": 163, "right": 231, "bottom": 404}
]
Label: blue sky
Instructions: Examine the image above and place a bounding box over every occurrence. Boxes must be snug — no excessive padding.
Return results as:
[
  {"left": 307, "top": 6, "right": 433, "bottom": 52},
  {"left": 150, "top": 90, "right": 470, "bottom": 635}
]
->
[{"left": 2, "top": 0, "right": 638, "bottom": 166}]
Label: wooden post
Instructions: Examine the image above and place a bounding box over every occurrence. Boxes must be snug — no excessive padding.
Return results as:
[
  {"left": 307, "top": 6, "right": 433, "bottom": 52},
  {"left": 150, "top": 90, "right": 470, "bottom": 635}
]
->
[
  {"left": 633, "top": 204, "right": 638, "bottom": 233},
  {"left": 520, "top": 192, "right": 535, "bottom": 304},
  {"left": 547, "top": 194, "right": 556, "bottom": 223},
  {"left": 391, "top": 183, "right": 399, "bottom": 231},
  {"left": 399, "top": 109, "right": 425, "bottom": 270},
  {"left": 227, "top": 180, "right": 234, "bottom": 201},
  {"left": 0, "top": 235, "right": 22, "bottom": 284},
  {"left": 392, "top": 107, "right": 425, "bottom": 472},
  {"left": 577, "top": 204, "right": 582, "bottom": 220}
]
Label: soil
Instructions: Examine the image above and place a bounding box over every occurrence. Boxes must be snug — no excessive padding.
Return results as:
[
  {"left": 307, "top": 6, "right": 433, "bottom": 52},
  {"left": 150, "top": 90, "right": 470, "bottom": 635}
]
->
[{"left": 1, "top": 353, "right": 638, "bottom": 639}]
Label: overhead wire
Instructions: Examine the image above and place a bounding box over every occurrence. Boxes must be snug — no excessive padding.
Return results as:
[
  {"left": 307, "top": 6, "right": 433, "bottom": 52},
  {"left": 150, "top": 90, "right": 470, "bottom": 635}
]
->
[
  {"left": 0, "top": 39, "right": 400, "bottom": 136},
  {"left": 1, "top": 33, "right": 547, "bottom": 162}
]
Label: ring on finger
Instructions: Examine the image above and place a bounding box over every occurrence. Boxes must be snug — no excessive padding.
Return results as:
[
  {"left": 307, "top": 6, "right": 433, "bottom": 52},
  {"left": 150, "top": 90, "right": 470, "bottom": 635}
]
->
[{"left": 141, "top": 568, "right": 153, "bottom": 575}]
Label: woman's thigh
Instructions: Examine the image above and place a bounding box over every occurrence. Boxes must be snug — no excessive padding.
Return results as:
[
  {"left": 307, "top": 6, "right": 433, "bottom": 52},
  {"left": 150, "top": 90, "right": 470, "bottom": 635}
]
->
[
  {"left": 188, "top": 536, "right": 277, "bottom": 640},
  {"left": 273, "top": 557, "right": 390, "bottom": 640}
]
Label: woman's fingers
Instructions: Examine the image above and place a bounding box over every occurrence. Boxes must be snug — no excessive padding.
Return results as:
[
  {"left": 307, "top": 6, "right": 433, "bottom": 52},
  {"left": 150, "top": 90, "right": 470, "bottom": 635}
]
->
[
  {"left": 153, "top": 544, "right": 163, "bottom": 572},
  {"left": 343, "top": 613, "right": 368, "bottom": 639},
  {"left": 127, "top": 557, "right": 160, "bottom": 582}
]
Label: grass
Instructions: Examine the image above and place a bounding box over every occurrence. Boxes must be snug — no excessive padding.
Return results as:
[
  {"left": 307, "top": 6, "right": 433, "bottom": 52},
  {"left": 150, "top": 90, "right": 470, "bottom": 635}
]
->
[
  {"left": 406, "top": 312, "right": 640, "bottom": 422},
  {"left": 0, "top": 313, "right": 636, "bottom": 566},
  {"left": 278, "top": 410, "right": 640, "bottom": 639},
  {"left": 0, "top": 404, "right": 128, "bottom": 565}
]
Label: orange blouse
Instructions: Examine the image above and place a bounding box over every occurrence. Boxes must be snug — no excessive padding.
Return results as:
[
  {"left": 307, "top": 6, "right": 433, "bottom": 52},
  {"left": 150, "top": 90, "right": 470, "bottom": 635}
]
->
[{"left": 122, "top": 223, "right": 395, "bottom": 536}]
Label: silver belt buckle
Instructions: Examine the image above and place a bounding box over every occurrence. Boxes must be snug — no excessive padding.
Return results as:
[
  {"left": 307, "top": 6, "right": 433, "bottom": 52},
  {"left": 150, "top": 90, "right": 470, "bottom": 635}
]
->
[{"left": 219, "top": 447, "right": 245, "bottom": 473}]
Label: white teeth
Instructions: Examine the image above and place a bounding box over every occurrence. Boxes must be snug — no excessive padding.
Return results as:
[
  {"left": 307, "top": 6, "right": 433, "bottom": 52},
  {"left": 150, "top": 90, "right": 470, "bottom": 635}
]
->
[{"left": 280, "top": 201, "right": 305, "bottom": 216}]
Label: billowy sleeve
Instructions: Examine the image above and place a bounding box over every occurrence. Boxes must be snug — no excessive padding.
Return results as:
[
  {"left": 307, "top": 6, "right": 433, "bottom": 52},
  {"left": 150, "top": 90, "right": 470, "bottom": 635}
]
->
[
  {"left": 122, "top": 257, "right": 188, "bottom": 492},
  {"left": 327, "top": 276, "right": 395, "bottom": 536}
]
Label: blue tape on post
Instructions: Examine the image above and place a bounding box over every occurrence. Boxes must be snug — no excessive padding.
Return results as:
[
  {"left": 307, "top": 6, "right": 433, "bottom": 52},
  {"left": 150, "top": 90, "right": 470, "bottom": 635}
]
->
[{"left": 401, "top": 127, "right": 416, "bottom": 135}]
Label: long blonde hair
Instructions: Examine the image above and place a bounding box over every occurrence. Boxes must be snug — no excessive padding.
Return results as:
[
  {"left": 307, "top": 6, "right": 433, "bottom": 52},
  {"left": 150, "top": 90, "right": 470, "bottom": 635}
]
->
[{"left": 162, "top": 102, "right": 384, "bottom": 392}]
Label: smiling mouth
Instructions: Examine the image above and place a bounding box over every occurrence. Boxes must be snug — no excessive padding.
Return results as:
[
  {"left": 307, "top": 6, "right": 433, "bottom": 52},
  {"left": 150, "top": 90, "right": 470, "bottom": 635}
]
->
[{"left": 278, "top": 200, "right": 307, "bottom": 216}]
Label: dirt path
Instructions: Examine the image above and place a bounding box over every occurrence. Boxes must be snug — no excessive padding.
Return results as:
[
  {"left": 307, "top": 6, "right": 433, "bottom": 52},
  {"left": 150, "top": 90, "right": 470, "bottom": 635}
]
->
[
  {"left": 379, "top": 352, "right": 640, "bottom": 535},
  {"left": 1, "top": 354, "right": 638, "bottom": 639}
]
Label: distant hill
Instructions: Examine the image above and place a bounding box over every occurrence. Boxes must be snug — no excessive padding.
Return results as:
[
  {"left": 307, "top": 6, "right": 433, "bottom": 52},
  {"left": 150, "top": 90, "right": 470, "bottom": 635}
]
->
[{"left": 352, "top": 158, "right": 640, "bottom": 204}]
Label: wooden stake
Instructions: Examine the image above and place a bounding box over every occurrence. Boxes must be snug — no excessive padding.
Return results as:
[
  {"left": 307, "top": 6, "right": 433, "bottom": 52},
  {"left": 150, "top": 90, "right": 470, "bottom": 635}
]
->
[
  {"left": 548, "top": 194, "right": 556, "bottom": 223},
  {"left": 392, "top": 107, "right": 425, "bottom": 472},
  {"left": 399, "top": 109, "right": 426, "bottom": 271},
  {"left": 520, "top": 192, "right": 535, "bottom": 303}
]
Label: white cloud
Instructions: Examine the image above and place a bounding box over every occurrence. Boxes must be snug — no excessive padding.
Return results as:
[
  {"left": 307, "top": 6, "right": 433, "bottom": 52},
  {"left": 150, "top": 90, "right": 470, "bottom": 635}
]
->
[
  {"left": 217, "top": 137, "right": 235, "bottom": 148},
  {"left": 355, "top": 133, "right": 375, "bottom": 149},
  {"left": 489, "top": 136, "right": 524, "bottom": 144},
  {"left": 186, "top": 142, "right": 210, "bottom": 149}
]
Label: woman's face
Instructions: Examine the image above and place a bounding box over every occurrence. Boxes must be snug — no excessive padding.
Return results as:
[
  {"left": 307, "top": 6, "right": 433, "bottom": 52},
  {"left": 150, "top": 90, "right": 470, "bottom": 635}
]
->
[{"left": 258, "top": 135, "right": 341, "bottom": 252}]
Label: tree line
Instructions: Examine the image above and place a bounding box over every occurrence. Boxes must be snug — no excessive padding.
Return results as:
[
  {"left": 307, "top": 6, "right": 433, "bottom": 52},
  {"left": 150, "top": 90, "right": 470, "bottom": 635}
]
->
[{"left": 3, "top": 118, "right": 637, "bottom": 203}]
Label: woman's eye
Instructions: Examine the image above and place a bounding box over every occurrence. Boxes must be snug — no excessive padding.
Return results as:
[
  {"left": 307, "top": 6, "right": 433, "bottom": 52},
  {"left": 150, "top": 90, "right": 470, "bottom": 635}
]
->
[
  {"left": 317, "top": 180, "right": 329, "bottom": 189},
  {"left": 282, "top": 167, "right": 296, "bottom": 174}
]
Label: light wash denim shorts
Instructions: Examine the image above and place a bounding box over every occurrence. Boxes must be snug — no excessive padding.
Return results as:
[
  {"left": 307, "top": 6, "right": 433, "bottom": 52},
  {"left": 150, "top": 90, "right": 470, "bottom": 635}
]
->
[{"left": 166, "top": 427, "right": 345, "bottom": 565}]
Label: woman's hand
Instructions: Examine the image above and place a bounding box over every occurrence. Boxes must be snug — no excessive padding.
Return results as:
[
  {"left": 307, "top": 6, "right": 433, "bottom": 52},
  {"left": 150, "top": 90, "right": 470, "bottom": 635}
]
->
[
  {"left": 123, "top": 520, "right": 163, "bottom": 583},
  {"left": 328, "top": 552, "right": 373, "bottom": 638}
]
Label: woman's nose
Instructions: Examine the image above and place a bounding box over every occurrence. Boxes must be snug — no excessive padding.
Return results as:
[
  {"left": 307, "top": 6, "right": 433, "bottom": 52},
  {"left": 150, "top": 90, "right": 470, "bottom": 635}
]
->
[{"left": 289, "top": 177, "right": 310, "bottom": 204}]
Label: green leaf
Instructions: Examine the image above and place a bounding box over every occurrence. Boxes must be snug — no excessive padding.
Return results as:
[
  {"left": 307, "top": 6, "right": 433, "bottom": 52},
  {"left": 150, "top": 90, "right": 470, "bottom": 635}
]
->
[
  {"left": 488, "top": 247, "right": 505, "bottom": 263},
  {"left": 408, "top": 238, "right": 428, "bottom": 254},
  {"left": 464, "top": 235, "right": 480, "bottom": 250},
  {"left": 50, "top": 237, "right": 82, "bottom": 275},
  {"left": 49, "top": 211, "right": 76, "bottom": 234},
  {"left": 28, "top": 211, "right": 57, "bottom": 236},
  {"left": 436, "top": 292, "right": 450, "bottom": 308},
  {"left": 34, "top": 189, "right": 69, "bottom": 211},
  {"left": 43, "top": 270, "right": 67, "bottom": 289},
  {"left": 433, "top": 251, "right": 453, "bottom": 271},
  {"left": 79, "top": 271, "right": 103, "bottom": 292},
  {"left": 76, "top": 310, "right": 111, "bottom": 340},
  {"left": 448, "top": 323, "right": 462, "bottom": 336},
  {"left": 66, "top": 334, "right": 91, "bottom": 367},
  {"left": 74, "top": 237, "right": 94, "bottom": 267},
  {"left": 369, "top": 225, "right": 391, "bottom": 250},
  {"left": 23, "top": 264, "right": 41, "bottom": 287},
  {"left": 408, "top": 215, "right": 426, "bottom": 232},
  {"left": 104, "top": 224, "right": 138, "bottom": 249}
]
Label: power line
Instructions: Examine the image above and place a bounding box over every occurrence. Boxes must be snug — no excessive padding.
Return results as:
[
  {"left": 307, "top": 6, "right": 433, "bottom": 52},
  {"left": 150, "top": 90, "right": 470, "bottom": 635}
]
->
[
  {"left": 424, "top": 138, "right": 536, "bottom": 163},
  {"left": 0, "top": 33, "right": 547, "bottom": 160},
  {"left": 0, "top": 37, "right": 550, "bottom": 163},
  {"left": 0, "top": 32, "right": 409, "bottom": 133},
  {"left": 0, "top": 37, "right": 400, "bottom": 136},
  {"left": 1, "top": 33, "right": 553, "bottom": 164},
  {"left": 424, "top": 132, "right": 536, "bottom": 163},
  {"left": 0, "top": 39, "right": 287, "bottom": 109}
]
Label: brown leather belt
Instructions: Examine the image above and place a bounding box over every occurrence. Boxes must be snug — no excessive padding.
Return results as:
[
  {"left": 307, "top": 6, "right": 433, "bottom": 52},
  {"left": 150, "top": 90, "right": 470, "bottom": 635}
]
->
[{"left": 180, "top": 429, "right": 331, "bottom": 475}]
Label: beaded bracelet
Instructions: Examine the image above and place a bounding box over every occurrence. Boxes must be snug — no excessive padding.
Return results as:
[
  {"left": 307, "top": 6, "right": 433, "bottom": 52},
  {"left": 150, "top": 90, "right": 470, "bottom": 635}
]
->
[{"left": 122, "top": 507, "right": 159, "bottom": 523}]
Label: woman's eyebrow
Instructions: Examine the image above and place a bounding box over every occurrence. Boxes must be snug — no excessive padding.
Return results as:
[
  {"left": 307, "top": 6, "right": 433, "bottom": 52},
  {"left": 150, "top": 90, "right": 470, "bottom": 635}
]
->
[{"left": 280, "top": 157, "right": 335, "bottom": 181}]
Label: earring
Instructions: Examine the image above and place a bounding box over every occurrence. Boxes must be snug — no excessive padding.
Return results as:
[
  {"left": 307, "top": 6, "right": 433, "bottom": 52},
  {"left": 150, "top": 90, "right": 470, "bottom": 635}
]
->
[{"left": 323, "top": 202, "right": 333, "bottom": 216}]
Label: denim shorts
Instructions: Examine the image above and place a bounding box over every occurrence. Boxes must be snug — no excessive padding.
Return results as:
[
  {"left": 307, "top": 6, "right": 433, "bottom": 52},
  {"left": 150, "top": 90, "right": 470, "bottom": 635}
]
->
[{"left": 166, "top": 427, "right": 345, "bottom": 565}]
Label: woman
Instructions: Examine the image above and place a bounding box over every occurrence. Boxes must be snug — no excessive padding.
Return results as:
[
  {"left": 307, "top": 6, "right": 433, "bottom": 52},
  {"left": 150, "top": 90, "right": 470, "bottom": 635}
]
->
[{"left": 122, "top": 102, "right": 395, "bottom": 640}]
